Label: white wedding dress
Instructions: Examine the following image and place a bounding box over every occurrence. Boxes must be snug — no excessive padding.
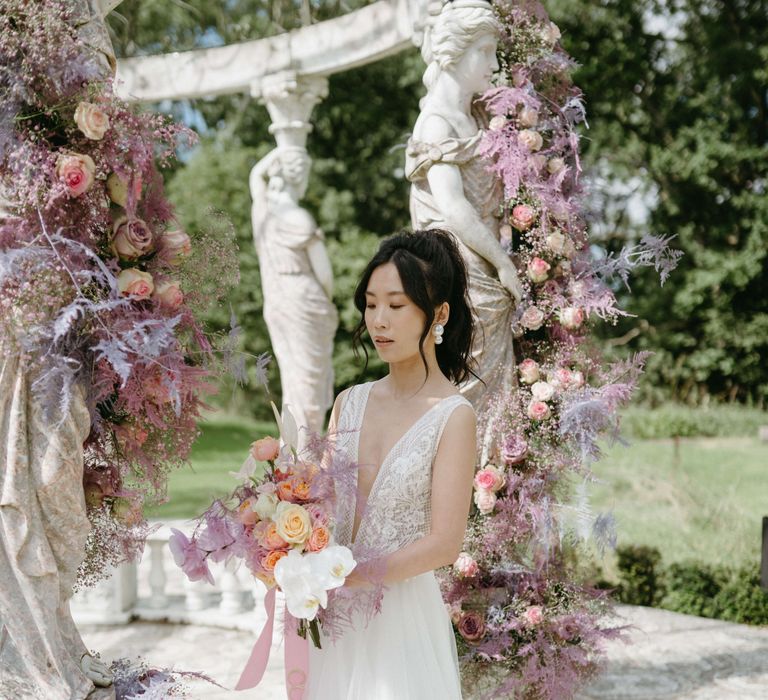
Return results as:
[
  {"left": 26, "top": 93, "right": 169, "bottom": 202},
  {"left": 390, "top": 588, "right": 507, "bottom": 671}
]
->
[{"left": 307, "top": 381, "right": 471, "bottom": 699}]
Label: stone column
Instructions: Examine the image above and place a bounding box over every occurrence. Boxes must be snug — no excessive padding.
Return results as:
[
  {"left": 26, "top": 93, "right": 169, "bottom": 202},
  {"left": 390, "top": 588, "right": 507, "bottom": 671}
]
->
[{"left": 249, "top": 73, "right": 338, "bottom": 450}]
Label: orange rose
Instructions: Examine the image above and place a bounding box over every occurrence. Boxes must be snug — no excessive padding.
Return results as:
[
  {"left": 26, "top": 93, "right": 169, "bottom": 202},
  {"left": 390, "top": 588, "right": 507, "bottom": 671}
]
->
[
  {"left": 261, "top": 549, "right": 288, "bottom": 572},
  {"left": 307, "top": 525, "right": 330, "bottom": 552},
  {"left": 291, "top": 477, "right": 311, "bottom": 501},
  {"left": 276, "top": 480, "right": 294, "bottom": 502}
]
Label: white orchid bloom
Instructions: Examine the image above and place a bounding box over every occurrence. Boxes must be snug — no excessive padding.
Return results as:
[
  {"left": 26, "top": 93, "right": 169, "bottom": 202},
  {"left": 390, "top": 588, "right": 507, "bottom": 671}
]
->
[
  {"left": 307, "top": 545, "right": 357, "bottom": 590},
  {"left": 274, "top": 549, "right": 329, "bottom": 621}
]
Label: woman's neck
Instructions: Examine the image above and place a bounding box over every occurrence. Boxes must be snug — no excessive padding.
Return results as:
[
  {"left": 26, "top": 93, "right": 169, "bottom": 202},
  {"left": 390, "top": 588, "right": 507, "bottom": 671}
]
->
[{"left": 383, "top": 352, "right": 447, "bottom": 401}]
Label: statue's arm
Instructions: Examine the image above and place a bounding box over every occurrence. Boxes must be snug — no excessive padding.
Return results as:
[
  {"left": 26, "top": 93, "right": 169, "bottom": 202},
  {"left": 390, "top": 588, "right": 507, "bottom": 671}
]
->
[{"left": 307, "top": 233, "right": 334, "bottom": 301}]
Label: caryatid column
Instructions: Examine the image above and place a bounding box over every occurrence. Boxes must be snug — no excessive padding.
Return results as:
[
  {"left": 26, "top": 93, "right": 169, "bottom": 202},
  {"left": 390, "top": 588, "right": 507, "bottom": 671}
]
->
[{"left": 249, "top": 73, "right": 339, "bottom": 449}]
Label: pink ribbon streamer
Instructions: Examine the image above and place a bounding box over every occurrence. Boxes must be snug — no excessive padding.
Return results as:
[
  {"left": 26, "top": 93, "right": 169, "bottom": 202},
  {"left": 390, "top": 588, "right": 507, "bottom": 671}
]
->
[{"left": 234, "top": 586, "right": 309, "bottom": 699}]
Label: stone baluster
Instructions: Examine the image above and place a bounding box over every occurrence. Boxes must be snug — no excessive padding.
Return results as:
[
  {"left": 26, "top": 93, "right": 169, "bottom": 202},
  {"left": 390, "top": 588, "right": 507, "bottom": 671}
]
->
[
  {"left": 219, "top": 558, "right": 247, "bottom": 615},
  {"left": 146, "top": 537, "right": 168, "bottom": 609}
]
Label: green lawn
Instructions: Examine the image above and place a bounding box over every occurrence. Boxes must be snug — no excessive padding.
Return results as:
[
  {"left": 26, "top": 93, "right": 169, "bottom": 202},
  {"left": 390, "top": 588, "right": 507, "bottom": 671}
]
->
[{"left": 149, "top": 413, "right": 767, "bottom": 571}]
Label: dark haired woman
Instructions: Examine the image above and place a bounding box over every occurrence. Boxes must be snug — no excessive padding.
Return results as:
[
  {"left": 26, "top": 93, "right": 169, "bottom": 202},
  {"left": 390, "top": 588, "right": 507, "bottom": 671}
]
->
[{"left": 306, "top": 229, "right": 477, "bottom": 699}]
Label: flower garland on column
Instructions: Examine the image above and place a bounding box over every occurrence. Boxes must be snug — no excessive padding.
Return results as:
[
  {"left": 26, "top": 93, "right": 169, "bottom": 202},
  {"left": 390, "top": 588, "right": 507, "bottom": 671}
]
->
[
  {"left": 441, "top": 2, "right": 681, "bottom": 698},
  {"left": 0, "top": 0, "right": 241, "bottom": 590}
]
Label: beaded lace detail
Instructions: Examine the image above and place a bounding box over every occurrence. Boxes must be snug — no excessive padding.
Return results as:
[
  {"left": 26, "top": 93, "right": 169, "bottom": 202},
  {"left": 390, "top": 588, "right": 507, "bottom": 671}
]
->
[{"left": 334, "top": 382, "right": 473, "bottom": 556}]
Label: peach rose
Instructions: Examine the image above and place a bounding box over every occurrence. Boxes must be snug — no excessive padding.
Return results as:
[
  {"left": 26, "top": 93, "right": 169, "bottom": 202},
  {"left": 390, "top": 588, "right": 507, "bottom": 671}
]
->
[
  {"left": 307, "top": 525, "right": 330, "bottom": 552},
  {"left": 290, "top": 476, "right": 312, "bottom": 501},
  {"left": 111, "top": 216, "right": 154, "bottom": 260},
  {"left": 489, "top": 115, "right": 507, "bottom": 131},
  {"left": 511, "top": 204, "right": 536, "bottom": 231},
  {"left": 274, "top": 501, "right": 312, "bottom": 545},
  {"left": 55, "top": 153, "right": 95, "bottom": 197},
  {"left": 527, "top": 400, "right": 551, "bottom": 421},
  {"left": 162, "top": 229, "right": 192, "bottom": 265},
  {"left": 518, "top": 358, "right": 540, "bottom": 384},
  {"left": 255, "top": 520, "right": 288, "bottom": 550},
  {"left": 250, "top": 436, "right": 280, "bottom": 462},
  {"left": 474, "top": 466, "right": 506, "bottom": 492},
  {"left": 523, "top": 604, "right": 544, "bottom": 626},
  {"left": 117, "top": 268, "right": 154, "bottom": 299},
  {"left": 548, "top": 157, "right": 566, "bottom": 175},
  {"left": 74, "top": 101, "right": 109, "bottom": 140},
  {"left": 527, "top": 257, "right": 551, "bottom": 283},
  {"left": 261, "top": 549, "right": 288, "bottom": 573},
  {"left": 559, "top": 306, "right": 585, "bottom": 330},
  {"left": 276, "top": 480, "right": 295, "bottom": 502},
  {"left": 520, "top": 306, "right": 546, "bottom": 331},
  {"left": 474, "top": 487, "right": 497, "bottom": 515},
  {"left": 153, "top": 280, "right": 184, "bottom": 309},
  {"left": 518, "top": 129, "right": 543, "bottom": 152},
  {"left": 531, "top": 380, "right": 555, "bottom": 402},
  {"left": 106, "top": 172, "right": 142, "bottom": 207},
  {"left": 454, "top": 552, "right": 479, "bottom": 578},
  {"left": 518, "top": 106, "right": 539, "bottom": 128}
]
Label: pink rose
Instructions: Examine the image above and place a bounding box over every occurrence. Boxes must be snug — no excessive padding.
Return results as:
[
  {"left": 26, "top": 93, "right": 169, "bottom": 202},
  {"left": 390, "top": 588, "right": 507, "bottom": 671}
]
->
[
  {"left": 254, "top": 520, "right": 289, "bottom": 550},
  {"left": 250, "top": 436, "right": 280, "bottom": 462},
  {"left": 457, "top": 611, "right": 486, "bottom": 644},
  {"left": 547, "top": 157, "right": 566, "bottom": 175},
  {"left": 531, "top": 381, "right": 555, "bottom": 402},
  {"left": 527, "top": 257, "right": 551, "bottom": 283},
  {"left": 153, "top": 280, "right": 184, "bottom": 309},
  {"left": 474, "top": 487, "right": 497, "bottom": 515},
  {"left": 518, "top": 358, "right": 540, "bottom": 384},
  {"left": 570, "top": 370, "right": 585, "bottom": 389},
  {"left": 511, "top": 204, "right": 536, "bottom": 231},
  {"left": 111, "top": 216, "right": 154, "bottom": 260},
  {"left": 162, "top": 229, "right": 192, "bottom": 265},
  {"left": 74, "top": 101, "right": 109, "bottom": 140},
  {"left": 527, "top": 400, "right": 551, "bottom": 421},
  {"left": 520, "top": 306, "right": 545, "bottom": 331},
  {"left": 545, "top": 231, "right": 567, "bottom": 255},
  {"left": 518, "top": 129, "right": 543, "bottom": 152},
  {"left": 518, "top": 106, "right": 539, "bottom": 128},
  {"left": 474, "top": 466, "right": 505, "bottom": 493},
  {"left": 117, "top": 268, "right": 154, "bottom": 299},
  {"left": 522, "top": 605, "right": 544, "bottom": 626},
  {"left": 549, "top": 368, "right": 573, "bottom": 390},
  {"left": 489, "top": 115, "right": 507, "bottom": 131},
  {"left": 55, "top": 153, "right": 95, "bottom": 197},
  {"left": 501, "top": 434, "right": 528, "bottom": 465},
  {"left": 106, "top": 172, "right": 142, "bottom": 207},
  {"left": 453, "top": 552, "right": 479, "bottom": 578},
  {"left": 559, "top": 306, "right": 585, "bottom": 330}
]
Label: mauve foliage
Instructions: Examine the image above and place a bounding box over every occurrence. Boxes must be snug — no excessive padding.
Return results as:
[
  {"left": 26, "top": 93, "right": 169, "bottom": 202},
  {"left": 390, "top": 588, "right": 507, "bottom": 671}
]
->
[
  {"left": 0, "top": 0, "right": 238, "bottom": 587},
  {"left": 444, "top": 2, "right": 679, "bottom": 698}
]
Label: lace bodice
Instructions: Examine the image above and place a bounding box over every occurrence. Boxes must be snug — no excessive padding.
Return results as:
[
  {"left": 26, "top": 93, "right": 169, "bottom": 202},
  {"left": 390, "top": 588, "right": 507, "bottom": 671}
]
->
[{"left": 332, "top": 382, "right": 473, "bottom": 556}]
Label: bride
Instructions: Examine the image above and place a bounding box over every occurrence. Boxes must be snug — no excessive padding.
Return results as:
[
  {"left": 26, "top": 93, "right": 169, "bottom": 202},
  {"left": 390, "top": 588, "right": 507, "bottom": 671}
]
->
[{"left": 306, "top": 229, "right": 478, "bottom": 699}]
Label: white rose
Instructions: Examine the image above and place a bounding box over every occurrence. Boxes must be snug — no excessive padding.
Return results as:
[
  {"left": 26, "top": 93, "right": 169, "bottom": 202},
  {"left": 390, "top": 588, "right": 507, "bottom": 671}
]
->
[
  {"left": 518, "top": 129, "right": 544, "bottom": 152},
  {"left": 254, "top": 492, "right": 279, "bottom": 520},
  {"left": 519, "top": 106, "right": 539, "bottom": 128},
  {"left": 546, "top": 231, "right": 567, "bottom": 255},
  {"left": 547, "top": 157, "right": 566, "bottom": 174},
  {"left": 489, "top": 115, "right": 507, "bottom": 131},
  {"left": 74, "top": 102, "right": 109, "bottom": 140},
  {"left": 531, "top": 381, "right": 555, "bottom": 402}
]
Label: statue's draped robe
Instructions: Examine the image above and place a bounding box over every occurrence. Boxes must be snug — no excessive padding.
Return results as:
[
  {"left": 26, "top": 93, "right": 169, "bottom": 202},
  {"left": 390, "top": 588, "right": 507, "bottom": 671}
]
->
[
  {"left": 406, "top": 120, "right": 517, "bottom": 461},
  {"left": 0, "top": 355, "right": 94, "bottom": 699}
]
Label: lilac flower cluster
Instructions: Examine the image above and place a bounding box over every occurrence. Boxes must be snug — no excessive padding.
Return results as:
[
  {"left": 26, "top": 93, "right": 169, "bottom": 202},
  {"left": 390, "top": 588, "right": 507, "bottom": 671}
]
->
[
  {"left": 441, "top": 2, "right": 681, "bottom": 698},
  {"left": 0, "top": 0, "right": 238, "bottom": 587}
]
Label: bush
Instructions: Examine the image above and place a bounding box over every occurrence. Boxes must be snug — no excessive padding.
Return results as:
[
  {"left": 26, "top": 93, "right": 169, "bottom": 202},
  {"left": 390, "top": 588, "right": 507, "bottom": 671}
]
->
[
  {"left": 620, "top": 403, "right": 768, "bottom": 439},
  {"left": 660, "top": 561, "right": 727, "bottom": 618},
  {"left": 712, "top": 567, "right": 768, "bottom": 625},
  {"left": 615, "top": 545, "right": 665, "bottom": 606}
]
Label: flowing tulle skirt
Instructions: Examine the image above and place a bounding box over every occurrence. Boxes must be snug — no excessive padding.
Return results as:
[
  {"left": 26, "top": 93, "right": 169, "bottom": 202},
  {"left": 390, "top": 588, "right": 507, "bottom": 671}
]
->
[{"left": 306, "top": 571, "right": 462, "bottom": 699}]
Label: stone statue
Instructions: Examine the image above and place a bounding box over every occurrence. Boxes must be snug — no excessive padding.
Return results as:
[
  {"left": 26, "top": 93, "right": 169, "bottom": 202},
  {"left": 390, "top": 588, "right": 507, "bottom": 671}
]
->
[
  {"left": 0, "top": 2, "right": 121, "bottom": 697},
  {"left": 250, "top": 147, "right": 338, "bottom": 447},
  {"left": 406, "top": 0, "right": 522, "bottom": 433}
]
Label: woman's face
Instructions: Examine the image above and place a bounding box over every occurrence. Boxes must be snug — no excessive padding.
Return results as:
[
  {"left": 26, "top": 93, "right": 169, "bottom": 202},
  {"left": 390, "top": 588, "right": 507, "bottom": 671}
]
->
[
  {"left": 365, "top": 262, "right": 431, "bottom": 361},
  {"left": 454, "top": 32, "right": 499, "bottom": 94}
]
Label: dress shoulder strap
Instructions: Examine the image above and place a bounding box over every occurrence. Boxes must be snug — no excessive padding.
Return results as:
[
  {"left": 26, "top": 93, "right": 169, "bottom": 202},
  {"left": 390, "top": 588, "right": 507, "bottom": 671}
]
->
[
  {"left": 432, "top": 394, "right": 475, "bottom": 452},
  {"left": 336, "top": 382, "right": 371, "bottom": 432}
]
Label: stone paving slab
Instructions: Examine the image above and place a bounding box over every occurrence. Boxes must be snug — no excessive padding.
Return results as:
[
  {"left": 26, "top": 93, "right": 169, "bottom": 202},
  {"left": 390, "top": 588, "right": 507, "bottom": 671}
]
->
[{"left": 80, "top": 605, "right": 768, "bottom": 699}]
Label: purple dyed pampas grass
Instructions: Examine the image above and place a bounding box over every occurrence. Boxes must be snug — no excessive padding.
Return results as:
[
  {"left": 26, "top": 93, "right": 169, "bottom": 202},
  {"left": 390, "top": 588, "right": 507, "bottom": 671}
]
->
[{"left": 442, "top": 2, "right": 681, "bottom": 698}]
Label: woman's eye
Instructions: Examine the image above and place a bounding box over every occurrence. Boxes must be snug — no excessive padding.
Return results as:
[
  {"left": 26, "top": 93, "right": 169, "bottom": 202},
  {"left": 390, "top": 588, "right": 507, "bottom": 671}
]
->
[
  {"left": 366, "top": 304, "right": 375, "bottom": 309},
  {"left": 391, "top": 305, "right": 404, "bottom": 309}
]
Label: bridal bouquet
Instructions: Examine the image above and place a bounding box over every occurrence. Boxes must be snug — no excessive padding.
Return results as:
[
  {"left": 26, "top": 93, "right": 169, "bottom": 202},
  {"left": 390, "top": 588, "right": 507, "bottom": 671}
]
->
[{"left": 170, "top": 404, "right": 356, "bottom": 648}]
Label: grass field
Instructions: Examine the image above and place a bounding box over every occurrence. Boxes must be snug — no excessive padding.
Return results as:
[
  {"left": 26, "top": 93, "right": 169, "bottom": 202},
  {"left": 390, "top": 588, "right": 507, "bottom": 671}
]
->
[{"left": 149, "top": 412, "right": 767, "bottom": 570}]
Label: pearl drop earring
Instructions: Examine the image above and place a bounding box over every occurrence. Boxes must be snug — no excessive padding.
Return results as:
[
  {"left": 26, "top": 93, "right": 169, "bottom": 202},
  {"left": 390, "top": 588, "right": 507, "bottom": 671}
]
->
[{"left": 433, "top": 323, "right": 444, "bottom": 345}]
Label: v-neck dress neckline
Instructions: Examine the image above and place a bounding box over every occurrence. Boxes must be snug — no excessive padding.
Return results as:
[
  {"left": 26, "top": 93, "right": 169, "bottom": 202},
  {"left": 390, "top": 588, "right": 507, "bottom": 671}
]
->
[{"left": 350, "top": 381, "right": 460, "bottom": 545}]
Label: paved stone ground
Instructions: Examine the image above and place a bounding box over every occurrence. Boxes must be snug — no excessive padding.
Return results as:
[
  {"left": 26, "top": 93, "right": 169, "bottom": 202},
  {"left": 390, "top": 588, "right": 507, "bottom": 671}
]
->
[{"left": 80, "top": 605, "right": 768, "bottom": 699}]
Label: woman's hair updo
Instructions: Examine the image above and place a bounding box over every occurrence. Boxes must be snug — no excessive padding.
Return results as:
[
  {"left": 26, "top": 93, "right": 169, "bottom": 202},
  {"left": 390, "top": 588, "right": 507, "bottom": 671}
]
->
[{"left": 352, "top": 229, "right": 480, "bottom": 387}]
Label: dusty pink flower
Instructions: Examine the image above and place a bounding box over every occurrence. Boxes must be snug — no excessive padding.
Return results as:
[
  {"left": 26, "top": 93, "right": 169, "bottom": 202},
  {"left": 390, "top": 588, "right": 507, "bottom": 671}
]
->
[
  {"left": 152, "top": 280, "right": 184, "bottom": 309},
  {"left": 474, "top": 466, "right": 505, "bottom": 492},
  {"left": 74, "top": 101, "right": 109, "bottom": 140},
  {"left": 111, "top": 216, "right": 154, "bottom": 260},
  {"left": 117, "top": 268, "right": 154, "bottom": 298},
  {"left": 474, "top": 487, "right": 497, "bottom": 514},
  {"left": 457, "top": 611, "right": 486, "bottom": 644},
  {"left": 501, "top": 434, "right": 528, "bottom": 465},
  {"left": 162, "top": 229, "right": 192, "bottom": 265},
  {"left": 518, "top": 106, "right": 539, "bottom": 128},
  {"left": 523, "top": 604, "right": 544, "bottom": 626},
  {"left": 169, "top": 529, "right": 214, "bottom": 585},
  {"left": 559, "top": 306, "right": 585, "bottom": 330},
  {"left": 250, "top": 436, "right": 280, "bottom": 461},
  {"left": 527, "top": 400, "right": 551, "bottom": 421},
  {"left": 453, "top": 552, "right": 479, "bottom": 577},
  {"left": 527, "top": 257, "right": 551, "bottom": 283},
  {"left": 518, "top": 358, "right": 540, "bottom": 384},
  {"left": 55, "top": 153, "right": 95, "bottom": 197},
  {"left": 106, "top": 172, "right": 142, "bottom": 207},
  {"left": 511, "top": 204, "right": 536, "bottom": 231},
  {"left": 531, "top": 380, "right": 555, "bottom": 402},
  {"left": 518, "top": 129, "right": 543, "bottom": 151},
  {"left": 521, "top": 306, "right": 545, "bottom": 331}
]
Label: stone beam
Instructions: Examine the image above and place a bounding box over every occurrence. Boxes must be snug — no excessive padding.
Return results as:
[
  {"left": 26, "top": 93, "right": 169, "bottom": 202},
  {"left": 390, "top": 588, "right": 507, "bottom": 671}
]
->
[{"left": 115, "top": 0, "right": 428, "bottom": 102}]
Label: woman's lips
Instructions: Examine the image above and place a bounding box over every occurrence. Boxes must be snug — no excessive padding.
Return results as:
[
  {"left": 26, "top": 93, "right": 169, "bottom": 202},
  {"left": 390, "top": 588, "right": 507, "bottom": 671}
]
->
[{"left": 374, "top": 338, "right": 393, "bottom": 346}]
